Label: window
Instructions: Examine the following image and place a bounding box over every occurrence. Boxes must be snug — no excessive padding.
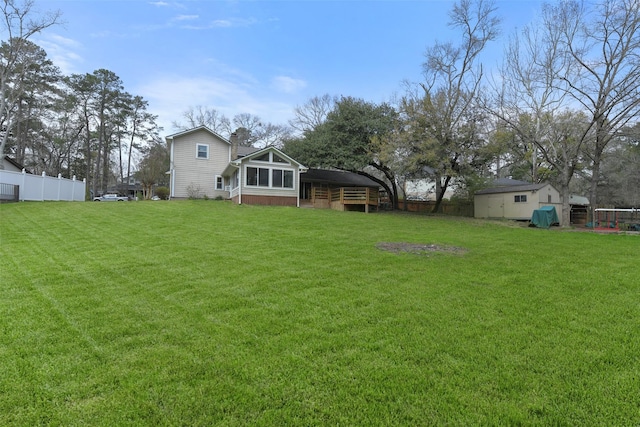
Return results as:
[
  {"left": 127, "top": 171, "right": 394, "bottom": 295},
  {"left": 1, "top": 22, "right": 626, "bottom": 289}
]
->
[
  {"left": 514, "top": 194, "right": 527, "bottom": 203},
  {"left": 247, "top": 167, "right": 258, "bottom": 186},
  {"left": 254, "top": 152, "right": 270, "bottom": 162},
  {"left": 247, "top": 167, "right": 294, "bottom": 188},
  {"left": 283, "top": 170, "right": 293, "bottom": 188},
  {"left": 258, "top": 168, "right": 269, "bottom": 186},
  {"left": 272, "top": 169, "right": 283, "bottom": 187},
  {"left": 196, "top": 144, "right": 209, "bottom": 159},
  {"left": 272, "top": 169, "right": 294, "bottom": 188},
  {"left": 215, "top": 176, "right": 223, "bottom": 190},
  {"left": 246, "top": 167, "right": 270, "bottom": 186},
  {"left": 272, "top": 153, "right": 288, "bottom": 164}
]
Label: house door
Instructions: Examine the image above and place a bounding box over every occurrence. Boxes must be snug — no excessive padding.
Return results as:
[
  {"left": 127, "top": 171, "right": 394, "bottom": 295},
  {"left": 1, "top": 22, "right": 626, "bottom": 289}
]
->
[{"left": 300, "top": 182, "right": 312, "bottom": 200}]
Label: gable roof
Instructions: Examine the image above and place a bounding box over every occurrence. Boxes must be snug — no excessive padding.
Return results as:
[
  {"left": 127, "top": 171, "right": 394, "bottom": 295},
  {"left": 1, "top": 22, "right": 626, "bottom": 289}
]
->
[
  {"left": 475, "top": 182, "right": 549, "bottom": 195},
  {"left": 301, "top": 168, "right": 380, "bottom": 188},
  {"left": 569, "top": 195, "right": 590, "bottom": 206},
  {"left": 165, "top": 126, "right": 229, "bottom": 143},
  {"left": 236, "top": 145, "right": 304, "bottom": 166},
  {"left": 222, "top": 146, "right": 306, "bottom": 176},
  {"left": 492, "top": 178, "right": 530, "bottom": 187},
  {"left": 237, "top": 145, "right": 260, "bottom": 158},
  {"left": 3, "top": 156, "right": 26, "bottom": 171}
]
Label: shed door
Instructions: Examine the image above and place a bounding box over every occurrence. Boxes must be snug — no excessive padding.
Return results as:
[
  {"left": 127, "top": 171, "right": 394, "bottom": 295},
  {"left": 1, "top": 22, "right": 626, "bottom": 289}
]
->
[{"left": 488, "top": 195, "right": 504, "bottom": 218}]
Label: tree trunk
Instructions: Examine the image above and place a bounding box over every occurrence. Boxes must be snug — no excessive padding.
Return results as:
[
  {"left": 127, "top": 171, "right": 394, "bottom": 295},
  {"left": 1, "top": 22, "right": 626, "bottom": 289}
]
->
[
  {"left": 355, "top": 169, "right": 395, "bottom": 210},
  {"left": 589, "top": 156, "right": 601, "bottom": 209},
  {"left": 368, "top": 163, "right": 399, "bottom": 209},
  {"left": 431, "top": 175, "right": 451, "bottom": 214}
]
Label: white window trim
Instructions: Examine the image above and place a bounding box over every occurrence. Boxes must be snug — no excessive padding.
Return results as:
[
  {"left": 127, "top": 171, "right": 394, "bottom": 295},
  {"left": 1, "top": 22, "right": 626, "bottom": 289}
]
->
[
  {"left": 244, "top": 165, "right": 296, "bottom": 190},
  {"left": 215, "top": 175, "right": 224, "bottom": 190},
  {"left": 196, "top": 143, "right": 209, "bottom": 159},
  {"left": 252, "top": 152, "right": 271, "bottom": 163},
  {"left": 250, "top": 152, "right": 291, "bottom": 165}
]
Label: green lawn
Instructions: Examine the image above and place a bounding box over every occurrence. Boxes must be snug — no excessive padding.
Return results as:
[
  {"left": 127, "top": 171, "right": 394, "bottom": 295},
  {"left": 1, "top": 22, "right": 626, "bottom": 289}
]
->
[{"left": 1, "top": 201, "right": 638, "bottom": 426}]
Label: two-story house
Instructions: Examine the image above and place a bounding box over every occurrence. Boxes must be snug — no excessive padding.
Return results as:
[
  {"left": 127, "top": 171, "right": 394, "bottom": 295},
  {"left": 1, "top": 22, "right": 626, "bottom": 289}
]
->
[{"left": 166, "top": 126, "right": 307, "bottom": 206}]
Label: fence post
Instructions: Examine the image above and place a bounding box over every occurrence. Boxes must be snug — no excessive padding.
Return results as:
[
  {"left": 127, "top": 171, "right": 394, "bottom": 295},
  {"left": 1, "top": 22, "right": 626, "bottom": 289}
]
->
[
  {"left": 21, "top": 169, "right": 26, "bottom": 201},
  {"left": 58, "top": 173, "right": 62, "bottom": 201},
  {"left": 41, "top": 171, "right": 46, "bottom": 201}
]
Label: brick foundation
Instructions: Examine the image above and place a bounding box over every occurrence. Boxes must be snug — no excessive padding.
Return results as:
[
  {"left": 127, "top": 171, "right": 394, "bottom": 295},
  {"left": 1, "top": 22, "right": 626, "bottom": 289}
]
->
[{"left": 238, "top": 194, "right": 297, "bottom": 206}]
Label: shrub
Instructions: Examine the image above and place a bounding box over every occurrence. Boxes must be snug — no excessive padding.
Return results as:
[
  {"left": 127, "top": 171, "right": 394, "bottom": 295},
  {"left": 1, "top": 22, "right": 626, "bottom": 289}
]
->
[
  {"left": 186, "top": 183, "right": 202, "bottom": 199},
  {"left": 155, "top": 187, "right": 169, "bottom": 200}
]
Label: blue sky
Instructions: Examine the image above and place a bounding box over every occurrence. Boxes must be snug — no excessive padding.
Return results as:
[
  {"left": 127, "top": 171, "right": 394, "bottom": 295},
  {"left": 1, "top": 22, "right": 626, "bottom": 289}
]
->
[{"left": 34, "top": 0, "right": 543, "bottom": 136}]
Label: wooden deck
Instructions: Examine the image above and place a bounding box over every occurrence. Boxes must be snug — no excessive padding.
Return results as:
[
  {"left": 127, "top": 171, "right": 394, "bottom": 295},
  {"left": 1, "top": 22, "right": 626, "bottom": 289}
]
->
[{"left": 311, "top": 187, "right": 379, "bottom": 212}]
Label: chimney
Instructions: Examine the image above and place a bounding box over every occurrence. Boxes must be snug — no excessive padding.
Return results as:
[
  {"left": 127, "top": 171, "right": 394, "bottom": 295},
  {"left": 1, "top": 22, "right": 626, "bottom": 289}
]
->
[{"left": 230, "top": 131, "right": 238, "bottom": 160}]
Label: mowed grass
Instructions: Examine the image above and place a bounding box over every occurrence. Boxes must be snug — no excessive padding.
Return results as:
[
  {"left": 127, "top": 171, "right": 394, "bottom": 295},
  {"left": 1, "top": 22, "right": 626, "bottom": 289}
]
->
[{"left": 1, "top": 201, "right": 638, "bottom": 426}]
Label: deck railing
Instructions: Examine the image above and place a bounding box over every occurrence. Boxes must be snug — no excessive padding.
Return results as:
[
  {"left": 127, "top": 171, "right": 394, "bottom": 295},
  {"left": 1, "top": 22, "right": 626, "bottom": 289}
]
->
[
  {"left": 311, "top": 186, "right": 379, "bottom": 211},
  {"left": 334, "top": 187, "right": 378, "bottom": 205}
]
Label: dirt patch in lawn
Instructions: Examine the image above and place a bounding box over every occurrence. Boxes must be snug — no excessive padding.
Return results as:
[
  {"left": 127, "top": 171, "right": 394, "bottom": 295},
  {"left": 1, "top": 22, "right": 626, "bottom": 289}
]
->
[{"left": 376, "top": 242, "right": 468, "bottom": 256}]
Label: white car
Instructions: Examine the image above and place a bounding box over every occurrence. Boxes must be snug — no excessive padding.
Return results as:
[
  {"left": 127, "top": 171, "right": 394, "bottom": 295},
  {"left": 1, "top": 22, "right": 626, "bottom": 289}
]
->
[{"left": 93, "top": 194, "right": 129, "bottom": 202}]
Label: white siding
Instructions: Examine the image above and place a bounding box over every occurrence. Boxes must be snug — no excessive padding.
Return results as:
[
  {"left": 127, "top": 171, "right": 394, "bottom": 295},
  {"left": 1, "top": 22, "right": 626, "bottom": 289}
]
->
[
  {"left": 239, "top": 156, "right": 299, "bottom": 198},
  {"left": 474, "top": 184, "right": 564, "bottom": 224},
  {"left": 170, "top": 129, "right": 230, "bottom": 198}
]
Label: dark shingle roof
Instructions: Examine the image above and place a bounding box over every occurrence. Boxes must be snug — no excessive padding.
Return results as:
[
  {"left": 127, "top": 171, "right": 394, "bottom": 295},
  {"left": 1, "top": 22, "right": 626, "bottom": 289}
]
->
[
  {"left": 237, "top": 146, "right": 260, "bottom": 157},
  {"left": 301, "top": 169, "right": 379, "bottom": 187},
  {"left": 492, "top": 178, "right": 530, "bottom": 187},
  {"left": 475, "top": 183, "right": 547, "bottom": 195}
]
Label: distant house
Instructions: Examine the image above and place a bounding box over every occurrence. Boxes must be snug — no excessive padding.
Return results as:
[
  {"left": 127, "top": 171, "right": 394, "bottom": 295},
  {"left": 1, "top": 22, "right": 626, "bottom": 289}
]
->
[
  {"left": 3, "top": 156, "right": 27, "bottom": 173},
  {"left": 474, "top": 179, "right": 563, "bottom": 225},
  {"left": 166, "top": 126, "right": 307, "bottom": 206}
]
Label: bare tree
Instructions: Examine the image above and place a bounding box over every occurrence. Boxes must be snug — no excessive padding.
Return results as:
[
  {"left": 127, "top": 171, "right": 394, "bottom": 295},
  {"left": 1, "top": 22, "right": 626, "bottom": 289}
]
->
[
  {"left": 173, "top": 107, "right": 291, "bottom": 148},
  {"left": 172, "top": 105, "right": 231, "bottom": 136},
  {"left": 487, "top": 2, "right": 586, "bottom": 225},
  {"left": 402, "top": 0, "right": 500, "bottom": 213},
  {"left": 231, "top": 113, "right": 293, "bottom": 148},
  {"left": 289, "top": 94, "right": 335, "bottom": 134},
  {"left": 254, "top": 122, "right": 293, "bottom": 149},
  {"left": 492, "top": 0, "right": 640, "bottom": 215},
  {"left": 491, "top": 2, "right": 575, "bottom": 182},
  {"left": 0, "top": 0, "right": 61, "bottom": 169},
  {"left": 559, "top": 0, "right": 640, "bottom": 208}
]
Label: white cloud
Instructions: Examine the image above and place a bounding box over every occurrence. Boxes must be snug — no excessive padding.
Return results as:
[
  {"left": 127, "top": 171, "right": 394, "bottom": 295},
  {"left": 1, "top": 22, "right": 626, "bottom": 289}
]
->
[
  {"left": 211, "top": 17, "right": 257, "bottom": 28},
  {"left": 271, "top": 76, "right": 307, "bottom": 94},
  {"left": 36, "top": 33, "right": 84, "bottom": 75},
  {"left": 173, "top": 14, "right": 199, "bottom": 22},
  {"left": 137, "top": 75, "right": 299, "bottom": 134}
]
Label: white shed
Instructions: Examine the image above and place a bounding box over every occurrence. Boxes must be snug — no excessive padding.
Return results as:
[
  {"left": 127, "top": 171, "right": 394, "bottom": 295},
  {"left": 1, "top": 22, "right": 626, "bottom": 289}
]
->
[{"left": 474, "top": 180, "right": 563, "bottom": 225}]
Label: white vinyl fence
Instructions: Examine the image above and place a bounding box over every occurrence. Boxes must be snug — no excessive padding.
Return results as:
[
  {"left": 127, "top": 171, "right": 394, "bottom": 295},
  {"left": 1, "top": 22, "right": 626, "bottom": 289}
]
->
[{"left": 0, "top": 169, "right": 86, "bottom": 202}]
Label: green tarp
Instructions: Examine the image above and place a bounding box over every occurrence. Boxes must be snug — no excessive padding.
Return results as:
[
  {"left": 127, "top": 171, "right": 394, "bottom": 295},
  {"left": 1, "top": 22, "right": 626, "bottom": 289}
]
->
[{"left": 531, "top": 206, "right": 559, "bottom": 228}]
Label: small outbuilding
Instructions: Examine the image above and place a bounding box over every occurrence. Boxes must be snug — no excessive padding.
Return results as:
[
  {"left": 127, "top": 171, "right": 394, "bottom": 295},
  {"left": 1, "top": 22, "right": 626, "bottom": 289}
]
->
[
  {"left": 474, "top": 179, "right": 564, "bottom": 225},
  {"left": 568, "top": 195, "right": 590, "bottom": 225}
]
